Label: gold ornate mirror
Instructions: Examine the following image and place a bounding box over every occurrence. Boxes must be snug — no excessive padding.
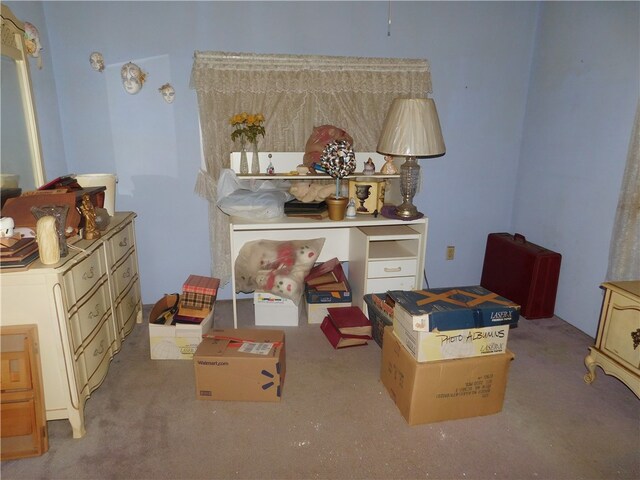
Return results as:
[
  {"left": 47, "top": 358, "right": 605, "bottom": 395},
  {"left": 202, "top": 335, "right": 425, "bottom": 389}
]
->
[{"left": 1, "top": 4, "right": 45, "bottom": 191}]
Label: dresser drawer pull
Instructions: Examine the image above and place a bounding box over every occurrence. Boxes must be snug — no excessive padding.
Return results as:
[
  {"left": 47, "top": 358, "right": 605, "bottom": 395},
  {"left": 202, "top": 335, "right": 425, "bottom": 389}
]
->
[
  {"left": 384, "top": 266, "right": 402, "bottom": 273},
  {"left": 87, "top": 304, "right": 102, "bottom": 319},
  {"left": 122, "top": 267, "right": 131, "bottom": 279},
  {"left": 83, "top": 267, "right": 95, "bottom": 280},
  {"left": 94, "top": 339, "right": 105, "bottom": 357},
  {"left": 119, "top": 237, "right": 128, "bottom": 248}
]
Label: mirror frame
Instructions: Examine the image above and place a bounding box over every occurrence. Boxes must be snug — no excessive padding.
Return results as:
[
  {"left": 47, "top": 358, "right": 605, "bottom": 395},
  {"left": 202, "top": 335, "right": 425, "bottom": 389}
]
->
[{"left": 1, "top": 4, "right": 45, "bottom": 188}]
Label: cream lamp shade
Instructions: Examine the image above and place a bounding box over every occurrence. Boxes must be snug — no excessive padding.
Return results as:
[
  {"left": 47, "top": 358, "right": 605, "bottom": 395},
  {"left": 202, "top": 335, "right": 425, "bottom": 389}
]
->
[{"left": 376, "top": 97, "right": 445, "bottom": 157}]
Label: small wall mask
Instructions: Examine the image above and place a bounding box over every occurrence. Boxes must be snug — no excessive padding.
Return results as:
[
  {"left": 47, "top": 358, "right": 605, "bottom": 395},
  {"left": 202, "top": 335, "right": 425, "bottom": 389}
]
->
[
  {"left": 121, "top": 61, "right": 146, "bottom": 95},
  {"left": 89, "top": 52, "right": 105, "bottom": 72},
  {"left": 158, "top": 83, "right": 175, "bottom": 103},
  {"left": 24, "top": 22, "right": 43, "bottom": 69}
]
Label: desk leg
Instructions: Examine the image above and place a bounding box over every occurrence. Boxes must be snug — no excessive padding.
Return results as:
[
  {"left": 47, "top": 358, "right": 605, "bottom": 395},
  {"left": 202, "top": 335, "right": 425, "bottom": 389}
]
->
[{"left": 229, "top": 224, "right": 238, "bottom": 328}]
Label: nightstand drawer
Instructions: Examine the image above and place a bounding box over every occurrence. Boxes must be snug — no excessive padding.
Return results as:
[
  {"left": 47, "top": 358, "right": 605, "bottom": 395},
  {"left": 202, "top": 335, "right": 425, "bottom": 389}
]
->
[
  {"left": 602, "top": 291, "right": 640, "bottom": 370},
  {"left": 83, "top": 321, "right": 113, "bottom": 388},
  {"left": 368, "top": 259, "right": 417, "bottom": 279}
]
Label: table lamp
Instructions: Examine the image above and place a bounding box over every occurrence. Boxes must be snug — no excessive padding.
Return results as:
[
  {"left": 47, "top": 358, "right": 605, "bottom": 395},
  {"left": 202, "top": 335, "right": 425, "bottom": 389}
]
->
[{"left": 376, "top": 97, "right": 445, "bottom": 219}]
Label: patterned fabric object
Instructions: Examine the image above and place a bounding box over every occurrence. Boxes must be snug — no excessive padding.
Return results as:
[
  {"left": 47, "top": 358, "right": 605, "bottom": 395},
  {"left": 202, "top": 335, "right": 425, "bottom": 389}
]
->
[
  {"left": 181, "top": 291, "right": 215, "bottom": 310},
  {"left": 183, "top": 275, "right": 220, "bottom": 296}
]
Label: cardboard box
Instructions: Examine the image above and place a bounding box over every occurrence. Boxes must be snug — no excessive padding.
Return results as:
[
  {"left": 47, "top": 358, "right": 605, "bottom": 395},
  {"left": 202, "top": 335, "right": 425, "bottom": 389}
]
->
[
  {"left": 194, "top": 328, "right": 285, "bottom": 402},
  {"left": 381, "top": 326, "right": 514, "bottom": 425},
  {"left": 387, "top": 286, "right": 520, "bottom": 332},
  {"left": 363, "top": 294, "right": 393, "bottom": 347},
  {"left": 148, "top": 295, "right": 213, "bottom": 360},
  {"left": 253, "top": 292, "right": 303, "bottom": 326},
  {"left": 305, "top": 285, "right": 352, "bottom": 324},
  {"left": 393, "top": 308, "right": 510, "bottom": 362}
]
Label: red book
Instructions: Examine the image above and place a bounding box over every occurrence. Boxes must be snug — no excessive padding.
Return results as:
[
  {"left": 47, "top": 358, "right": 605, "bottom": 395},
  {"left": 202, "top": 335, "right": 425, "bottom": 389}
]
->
[
  {"left": 312, "top": 265, "right": 349, "bottom": 292},
  {"left": 326, "top": 306, "right": 372, "bottom": 337},
  {"left": 320, "top": 316, "right": 369, "bottom": 349},
  {"left": 305, "top": 257, "right": 341, "bottom": 286},
  {"left": 182, "top": 275, "right": 220, "bottom": 296}
]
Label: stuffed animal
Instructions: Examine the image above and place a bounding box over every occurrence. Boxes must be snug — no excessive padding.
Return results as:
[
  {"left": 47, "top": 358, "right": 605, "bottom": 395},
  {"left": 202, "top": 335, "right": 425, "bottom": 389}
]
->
[
  {"left": 289, "top": 181, "right": 335, "bottom": 203},
  {"left": 234, "top": 238, "right": 325, "bottom": 303},
  {"left": 303, "top": 125, "right": 353, "bottom": 167}
]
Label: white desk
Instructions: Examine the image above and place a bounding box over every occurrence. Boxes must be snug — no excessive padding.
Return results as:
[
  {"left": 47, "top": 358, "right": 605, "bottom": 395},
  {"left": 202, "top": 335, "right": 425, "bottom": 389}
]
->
[
  {"left": 226, "top": 151, "right": 428, "bottom": 327},
  {"left": 229, "top": 215, "right": 427, "bottom": 327}
]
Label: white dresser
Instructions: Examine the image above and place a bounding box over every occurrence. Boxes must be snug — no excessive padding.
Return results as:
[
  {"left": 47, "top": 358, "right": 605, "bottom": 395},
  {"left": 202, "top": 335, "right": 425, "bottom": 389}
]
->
[{"left": 0, "top": 212, "right": 142, "bottom": 438}]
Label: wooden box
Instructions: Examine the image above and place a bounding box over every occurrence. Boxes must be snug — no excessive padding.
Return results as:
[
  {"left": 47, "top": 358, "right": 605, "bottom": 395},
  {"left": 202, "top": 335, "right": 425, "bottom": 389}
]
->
[{"left": 1, "top": 325, "right": 48, "bottom": 460}]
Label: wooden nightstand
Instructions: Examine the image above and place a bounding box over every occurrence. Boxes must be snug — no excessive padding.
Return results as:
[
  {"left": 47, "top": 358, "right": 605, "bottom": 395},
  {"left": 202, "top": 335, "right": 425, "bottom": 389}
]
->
[{"left": 584, "top": 281, "right": 640, "bottom": 397}]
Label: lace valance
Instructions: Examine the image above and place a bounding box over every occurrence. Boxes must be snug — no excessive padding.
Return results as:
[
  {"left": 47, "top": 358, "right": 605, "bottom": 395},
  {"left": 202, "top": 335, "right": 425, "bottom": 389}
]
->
[{"left": 190, "top": 51, "right": 432, "bottom": 94}]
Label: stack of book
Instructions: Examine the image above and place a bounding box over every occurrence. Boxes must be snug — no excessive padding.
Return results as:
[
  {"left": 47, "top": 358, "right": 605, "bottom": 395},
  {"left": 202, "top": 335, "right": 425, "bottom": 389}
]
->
[
  {"left": 320, "top": 306, "right": 372, "bottom": 349},
  {"left": 304, "top": 257, "right": 349, "bottom": 292},
  {"left": 0, "top": 237, "right": 39, "bottom": 270},
  {"left": 173, "top": 274, "right": 220, "bottom": 324}
]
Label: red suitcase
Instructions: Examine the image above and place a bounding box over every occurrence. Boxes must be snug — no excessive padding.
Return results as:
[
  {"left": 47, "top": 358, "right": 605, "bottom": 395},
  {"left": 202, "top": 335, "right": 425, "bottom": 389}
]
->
[{"left": 480, "top": 233, "right": 561, "bottom": 319}]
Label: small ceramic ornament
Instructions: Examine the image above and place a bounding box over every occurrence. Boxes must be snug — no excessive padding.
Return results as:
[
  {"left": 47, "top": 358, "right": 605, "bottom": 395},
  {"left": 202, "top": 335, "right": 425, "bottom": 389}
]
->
[
  {"left": 0, "top": 217, "right": 14, "bottom": 237},
  {"left": 381, "top": 155, "right": 398, "bottom": 175},
  {"left": 267, "top": 161, "right": 275, "bottom": 175},
  {"left": 36, "top": 216, "right": 60, "bottom": 265},
  {"left": 121, "top": 62, "right": 146, "bottom": 95},
  {"left": 24, "top": 22, "right": 43, "bottom": 69},
  {"left": 89, "top": 52, "right": 105, "bottom": 72},
  {"left": 158, "top": 83, "right": 175, "bottom": 103},
  {"left": 363, "top": 158, "right": 376, "bottom": 175},
  {"left": 346, "top": 198, "right": 357, "bottom": 218}
]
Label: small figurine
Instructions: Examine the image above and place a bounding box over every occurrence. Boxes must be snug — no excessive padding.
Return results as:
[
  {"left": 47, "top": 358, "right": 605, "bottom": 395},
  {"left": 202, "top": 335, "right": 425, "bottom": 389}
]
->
[
  {"left": 346, "top": 198, "right": 357, "bottom": 218},
  {"left": 267, "top": 161, "right": 275, "bottom": 175},
  {"left": 80, "top": 194, "right": 100, "bottom": 240},
  {"left": 381, "top": 155, "right": 398, "bottom": 175},
  {"left": 89, "top": 52, "right": 105, "bottom": 72},
  {"left": 363, "top": 158, "right": 376, "bottom": 175}
]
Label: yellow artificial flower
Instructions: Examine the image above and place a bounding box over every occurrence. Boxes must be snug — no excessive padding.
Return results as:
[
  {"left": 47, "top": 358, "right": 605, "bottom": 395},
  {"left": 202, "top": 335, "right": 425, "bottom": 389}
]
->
[{"left": 230, "top": 112, "right": 266, "bottom": 143}]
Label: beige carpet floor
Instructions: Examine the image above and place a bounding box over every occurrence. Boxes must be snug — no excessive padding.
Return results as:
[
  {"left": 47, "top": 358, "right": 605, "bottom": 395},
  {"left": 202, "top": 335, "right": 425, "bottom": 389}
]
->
[{"left": 1, "top": 299, "right": 638, "bottom": 479}]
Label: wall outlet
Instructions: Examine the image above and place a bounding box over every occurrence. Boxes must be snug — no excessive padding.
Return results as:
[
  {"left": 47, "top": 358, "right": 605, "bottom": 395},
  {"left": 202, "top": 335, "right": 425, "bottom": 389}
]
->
[{"left": 446, "top": 245, "right": 455, "bottom": 261}]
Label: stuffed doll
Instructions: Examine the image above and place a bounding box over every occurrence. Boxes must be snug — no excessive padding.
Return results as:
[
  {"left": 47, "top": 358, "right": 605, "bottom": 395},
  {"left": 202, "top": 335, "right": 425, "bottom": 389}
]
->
[{"left": 303, "top": 125, "right": 353, "bottom": 167}]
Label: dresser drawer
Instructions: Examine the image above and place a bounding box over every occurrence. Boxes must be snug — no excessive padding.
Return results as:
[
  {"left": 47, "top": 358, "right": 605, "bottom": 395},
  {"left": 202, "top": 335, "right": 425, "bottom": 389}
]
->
[
  {"left": 112, "top": 252, "right": 138, "bottom": 297},
  {"left": 116, "top": 282, "right": 141, "bottom": 338},
  {"left": 368, "top": 259, "right": 417, "bottom": 279},
  {"left": 82, "top": 321, "right": 113, "bottom": 391},
  {"left": 366, "top": 276, "right": 416, "bottom": 294},
  {"left": 63, "top": 247, "right": 107, "bottom": 305},
  {"left": 108, "top": 223, "right": 135, "bottom": 265},
  {"left": 68, "top": 279, "right": 111, "bottom": 352}
]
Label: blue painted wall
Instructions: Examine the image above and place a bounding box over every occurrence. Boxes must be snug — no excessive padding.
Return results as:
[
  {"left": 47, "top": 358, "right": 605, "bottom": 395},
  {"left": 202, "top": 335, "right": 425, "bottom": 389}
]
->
[{"left": 5, "top": 1, "right": 638, "bottom": 337}]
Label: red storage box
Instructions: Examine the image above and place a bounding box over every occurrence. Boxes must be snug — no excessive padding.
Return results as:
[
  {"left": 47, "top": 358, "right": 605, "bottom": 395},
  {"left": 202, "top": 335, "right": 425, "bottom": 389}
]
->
[{"left": 480, "top": 233, "right": 561, "bottom": 319}]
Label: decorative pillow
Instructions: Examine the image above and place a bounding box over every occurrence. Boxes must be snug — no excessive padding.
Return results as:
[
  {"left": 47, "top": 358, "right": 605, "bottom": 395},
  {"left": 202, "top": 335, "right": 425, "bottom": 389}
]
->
[{"left": 235, "top": 238, "right": 325, "bottom": 305}]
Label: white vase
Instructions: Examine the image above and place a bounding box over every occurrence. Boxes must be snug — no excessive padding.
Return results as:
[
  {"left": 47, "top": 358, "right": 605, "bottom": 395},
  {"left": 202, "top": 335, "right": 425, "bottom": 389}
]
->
[
  {"left": 239, "top": 140, "right": 249, "bottom": 174},
  {"left": 251, "top": 140, "right": 260, "bottom": 174}
]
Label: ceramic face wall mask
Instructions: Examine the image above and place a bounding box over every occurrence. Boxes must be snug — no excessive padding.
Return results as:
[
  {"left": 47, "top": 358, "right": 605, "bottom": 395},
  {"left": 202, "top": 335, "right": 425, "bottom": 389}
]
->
[
  {"left": 121, "top": 62, "right": 146, "bottom": 95},
  {"left": 24, "top": 22, "right": 43, "bottom": 69},
  {"left": 89, "top": 52, "right": 105, "bottom": 72},
  {"left": 158, "top": 83, "right": 175, "bottom": 103}
]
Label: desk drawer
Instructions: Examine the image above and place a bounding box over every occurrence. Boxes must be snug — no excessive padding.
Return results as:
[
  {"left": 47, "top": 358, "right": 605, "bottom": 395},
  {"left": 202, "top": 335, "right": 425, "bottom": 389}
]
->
[
  {"left": 367, "top": 276, "right": 416, "bottom": 293},
  {"left": 368, "top": 259, "right": 417, "bottom": 279}
]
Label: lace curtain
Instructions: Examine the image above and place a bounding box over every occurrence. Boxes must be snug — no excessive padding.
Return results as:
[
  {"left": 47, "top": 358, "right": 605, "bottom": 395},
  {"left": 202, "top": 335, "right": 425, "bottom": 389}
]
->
[
  {"left": 190, "top": 51, "right": 432, "bottom": 284},
  {"left": 607, "top": 100, "right": 640, "bottom": 281}
]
